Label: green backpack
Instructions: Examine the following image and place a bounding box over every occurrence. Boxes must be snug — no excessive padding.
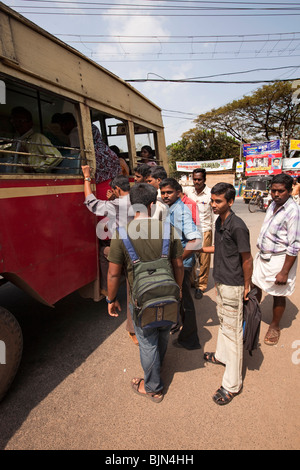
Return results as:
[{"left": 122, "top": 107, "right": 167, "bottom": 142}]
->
[{"left": 117, "top": 221, "right": 180, "bottom": 328}]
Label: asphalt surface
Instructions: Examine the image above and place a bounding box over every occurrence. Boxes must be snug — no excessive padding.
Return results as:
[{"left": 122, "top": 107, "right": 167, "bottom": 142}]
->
[{"left": 0, "top": 198, "right": 299, "bottom": 451}]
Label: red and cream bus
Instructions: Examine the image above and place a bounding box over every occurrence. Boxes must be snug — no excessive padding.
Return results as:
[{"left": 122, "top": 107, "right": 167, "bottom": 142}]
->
[{"left": 0, "top": 2, "right": 168, "bottom": 400}]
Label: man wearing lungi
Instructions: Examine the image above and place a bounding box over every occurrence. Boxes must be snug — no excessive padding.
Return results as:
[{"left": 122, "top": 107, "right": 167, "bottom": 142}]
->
[{"left": 252, "top": 173, "right": 300, "bottom": 346}]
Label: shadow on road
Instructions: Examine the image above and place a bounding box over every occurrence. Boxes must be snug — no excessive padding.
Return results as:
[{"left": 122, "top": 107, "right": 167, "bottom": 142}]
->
[{"left": 0, "top": 282, "right": 126, "bottom": 449}]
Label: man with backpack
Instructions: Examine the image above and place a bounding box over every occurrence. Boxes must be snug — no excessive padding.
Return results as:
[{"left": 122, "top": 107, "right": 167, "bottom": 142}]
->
[
  {"left": 201, "top": 183, "right": 253, "bottom": 405},
  {"left": 106, "top": 183, "right": 184, "bottom": 403}
]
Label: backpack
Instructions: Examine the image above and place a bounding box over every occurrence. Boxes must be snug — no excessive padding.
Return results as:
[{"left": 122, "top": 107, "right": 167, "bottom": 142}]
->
[
  {"left": 243, "top": 288, "right": 262, "bottom": 355},
  {"left": 117, "top": 220, "right": 180, "bottom": 329}
]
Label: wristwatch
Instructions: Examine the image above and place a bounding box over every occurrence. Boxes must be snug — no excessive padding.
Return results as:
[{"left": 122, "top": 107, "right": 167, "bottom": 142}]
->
[
  {"left": 84, "top": 177, "right": 91, "bottom": 182},
  {"left": 106, "top": 296, "right": 117, "bottom": 304}
]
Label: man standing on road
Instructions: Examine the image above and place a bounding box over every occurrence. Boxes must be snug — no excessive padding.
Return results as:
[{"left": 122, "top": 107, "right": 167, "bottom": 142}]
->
[
  {"left": 184, "top": 169, "right": 214, "bottom": 300},
  {"left": 252, "top": 173, "right": 300, "bottom": 346},
  {"left": 106, "top": 183, "right": 184, "bottom": 402},
  {"left": 160, "top": 178, "right": 202, "bottom": 350},
  {"left": 81, "top": 166, "right": 138, "bottom": 344},
  {"left": 202, "top": 183, "right": 253, "bottom": 405}
]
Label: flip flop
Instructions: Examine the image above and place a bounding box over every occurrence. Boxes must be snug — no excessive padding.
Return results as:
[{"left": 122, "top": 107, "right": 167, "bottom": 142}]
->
[
  {"left": 264, "top": 327, "right": 280, "bottom": 346},
  {"left": 131, "top": 378, "right": 164, "bottom": 403}
]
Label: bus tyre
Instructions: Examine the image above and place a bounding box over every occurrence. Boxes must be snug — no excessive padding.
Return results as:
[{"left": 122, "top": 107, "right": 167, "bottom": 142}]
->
[{"left": 0, "top": 307, "right": 23, "bottom": 402}]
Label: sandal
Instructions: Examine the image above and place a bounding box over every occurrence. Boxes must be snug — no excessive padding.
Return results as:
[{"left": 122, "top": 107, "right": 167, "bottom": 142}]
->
[
  {"left": 264, "top": 327, "right": 280, "bottom": 346},
  {"left": 212, "top": 386, "right": 242, "bottom": 406},
  {"left": 128, "top": 332, "right": 139, "bottom": 346},
  {"left": 131, "top": 378, "right": 164, "bottom": 403},
  {"left": 203, "top": 352, "right": 225, "bottom": 366}
]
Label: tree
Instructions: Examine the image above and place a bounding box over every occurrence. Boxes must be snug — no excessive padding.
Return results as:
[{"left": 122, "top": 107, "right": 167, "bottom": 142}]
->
[
  {"left": 194, "top": 81, "right": 300, "bottom": 155},
  {"left": 168, "top": 128, "right": 240, "bottom": 175}
]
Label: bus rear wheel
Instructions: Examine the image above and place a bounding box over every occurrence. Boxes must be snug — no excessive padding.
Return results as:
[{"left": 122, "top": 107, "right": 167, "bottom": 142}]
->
[{"left": 0, "top": 307, "right": 23, "bottom": 402}]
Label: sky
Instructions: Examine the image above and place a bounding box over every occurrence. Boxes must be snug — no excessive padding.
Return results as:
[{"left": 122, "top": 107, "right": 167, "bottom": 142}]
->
[{"left": 5, "top": 0, "right": 300, "bottom": 145}]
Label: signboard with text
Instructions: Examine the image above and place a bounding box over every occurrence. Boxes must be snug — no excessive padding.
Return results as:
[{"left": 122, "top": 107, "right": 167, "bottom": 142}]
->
[
  {"left": 245, "top": 153, "right": 282, "bottom": 176},
  {"left": 176, "top": 159, "right": 233, "bottom": 173},
  {"left": 243, "top": 140, "right": 280, "bottom": 157}
]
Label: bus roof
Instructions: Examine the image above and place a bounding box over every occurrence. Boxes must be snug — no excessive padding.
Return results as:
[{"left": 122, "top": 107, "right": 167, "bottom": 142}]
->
[{"left": 0, "top": 2, "right": 164, "bottom": 128}]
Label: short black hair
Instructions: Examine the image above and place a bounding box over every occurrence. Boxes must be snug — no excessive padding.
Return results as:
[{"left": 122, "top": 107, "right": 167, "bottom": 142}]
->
[
  {"left": 159, "top": 177, "right": 181, "bottom": 191},
  {"left": 134, "top": 163, "right": 151, "bottom": 177},
  {"left": 211, "top": 182, "right": 236, "bottom": 202},
  {"left": 61, "top": 112, "right": 77, "bottom": 124},
  {"left": 192, "top": 168, "right": 206, "bottom": 180},
  {"left": 130, "top": 183, "right": 157, "bottom": 207},
  {"left": 271, "top": 173, "right": 293, "bottom": 191},
  {"left": 148, "top": 165, "right": 167, "bottom": 180},
  {"left": 110, "top": 175, "right": 130, "bottom": 191},
  {"left": 11, "top": 106, "right": 32, "bottom": 122}
]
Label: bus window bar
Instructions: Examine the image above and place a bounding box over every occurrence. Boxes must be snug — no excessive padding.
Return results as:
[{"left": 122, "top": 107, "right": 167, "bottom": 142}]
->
[
  {"left": 0, "top": 137, "right": 92, "bottom": 154},
  {"left": 0, "top": 161, "right": 82, "bottom": 171},
  {"left": 0, "top": 148, "right": 83, "bottom": 160}
]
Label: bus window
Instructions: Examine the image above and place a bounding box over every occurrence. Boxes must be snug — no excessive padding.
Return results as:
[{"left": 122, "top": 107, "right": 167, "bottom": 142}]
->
[
  {"left": 133, "top": 125, "right": 158, "bottom": 166},
  {"left": 0, "top": 76, "right": 83, "bottom": 175},
  {"left": 91, "top": 111, "right": 131, "bottom": 175}
]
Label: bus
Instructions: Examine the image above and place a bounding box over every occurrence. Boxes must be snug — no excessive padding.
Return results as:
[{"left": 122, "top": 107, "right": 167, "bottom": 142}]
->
[{"left": 0, "top": 2, "right": 168, "bottom": 401}]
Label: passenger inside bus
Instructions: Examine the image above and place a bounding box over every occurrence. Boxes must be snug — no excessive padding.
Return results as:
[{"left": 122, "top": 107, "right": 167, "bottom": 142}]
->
[
  {"left": 1, "top": 106, "right": 63, "bottom": 173},
  {"left": 45, "top": 113, "right": 70, "bottom": 154},
  {"left": 139, "top": 145, "right": 157, "bottom": 166},
  {"left": 59, "top": 112, "right": 80, "bottom": 151},
  {"left": 110, "top": 145, "right": 130, "bottom": 176}
]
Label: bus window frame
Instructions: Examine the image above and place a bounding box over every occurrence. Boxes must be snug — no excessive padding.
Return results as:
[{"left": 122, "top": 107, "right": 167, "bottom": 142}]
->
[{"left": 0, "top": 74, "right": 93, "bottom": 178}]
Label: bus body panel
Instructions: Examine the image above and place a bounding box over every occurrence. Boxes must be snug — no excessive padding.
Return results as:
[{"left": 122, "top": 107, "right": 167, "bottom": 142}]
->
[{"left": 0, "top": 179, "right": 98, "bottom": 305}]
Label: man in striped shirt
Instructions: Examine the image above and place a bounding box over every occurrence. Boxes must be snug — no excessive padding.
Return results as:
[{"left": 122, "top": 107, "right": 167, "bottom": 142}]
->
[{"left": 252, "top": 173, "right": 300, "bottom": 346}]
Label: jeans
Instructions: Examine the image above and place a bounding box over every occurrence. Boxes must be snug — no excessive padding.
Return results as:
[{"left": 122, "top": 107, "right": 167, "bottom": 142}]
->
[{"left": 131, "top": 305, "right": 171, "bottom": 393}]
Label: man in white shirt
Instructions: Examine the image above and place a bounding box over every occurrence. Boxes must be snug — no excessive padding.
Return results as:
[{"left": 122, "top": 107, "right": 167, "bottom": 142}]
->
[
  {"left": 145, "top": 165, "right": 169, "bottom": 221},
  {"left": 185, "top": 168, "right": 214, "bottom": 299}
]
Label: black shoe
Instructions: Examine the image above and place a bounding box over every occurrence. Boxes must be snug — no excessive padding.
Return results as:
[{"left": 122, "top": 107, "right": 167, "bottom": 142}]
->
[{"left": 195, "top": 289, "right": 203, "bottom": 299}]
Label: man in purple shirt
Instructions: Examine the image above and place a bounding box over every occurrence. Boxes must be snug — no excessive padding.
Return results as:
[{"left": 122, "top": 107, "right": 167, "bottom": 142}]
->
[{"left": 252, "top": 174, "right": 300, "bottom": 346}]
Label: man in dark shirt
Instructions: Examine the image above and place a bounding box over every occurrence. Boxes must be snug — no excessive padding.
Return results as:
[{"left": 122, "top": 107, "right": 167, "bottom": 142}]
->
[{"left": 201, "top": 183, "right": 253, "bottom": 405}]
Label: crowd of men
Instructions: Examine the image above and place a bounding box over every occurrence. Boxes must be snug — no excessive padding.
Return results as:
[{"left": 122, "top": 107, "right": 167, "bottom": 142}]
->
[{"left": 81, "top": 161, "right": 300, "bottom": 406}]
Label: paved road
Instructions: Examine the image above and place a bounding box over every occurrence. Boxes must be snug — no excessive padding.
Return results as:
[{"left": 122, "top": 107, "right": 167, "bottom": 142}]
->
[{"left": 0, "top": 198, "right": 299, "bottom": 450}]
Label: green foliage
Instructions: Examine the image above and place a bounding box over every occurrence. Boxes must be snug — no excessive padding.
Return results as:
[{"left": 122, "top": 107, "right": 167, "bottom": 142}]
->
[
  {"left": 194, "top": 81, "right": 300, "bottom": 151},
  {"left": 168, "top": 128, "right": 240, "bottom": 176},
  {"left": 167, "top": 81, "right": 300, "bottom": 174}
]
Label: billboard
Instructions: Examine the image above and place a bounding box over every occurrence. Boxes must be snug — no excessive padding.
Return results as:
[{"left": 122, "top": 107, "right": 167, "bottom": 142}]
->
[
  {"left": 176, "top": 159, "right": 234, "bottom": 172},
  {"left": 243, "top": 140, "right": 280, "bottom": 157},
  {"left": 245, "top": 153, "right": 282, "bottom": 176}
]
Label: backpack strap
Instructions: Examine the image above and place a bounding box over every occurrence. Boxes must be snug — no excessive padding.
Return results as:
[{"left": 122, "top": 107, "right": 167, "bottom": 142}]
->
[
  {"left": 117, "top": 226, "right": 140, "bottom": 264},
  {"left": 161, "top": 219, "right": 171, "bottom": 258},
  {"left": 117, "top": 219, "right": 171, "bottom": 262}
]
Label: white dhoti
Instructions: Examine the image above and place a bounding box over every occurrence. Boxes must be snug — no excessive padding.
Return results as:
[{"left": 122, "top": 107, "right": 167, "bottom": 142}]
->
[{"left": 252, "top": 252, "right": 298, "bottom": 297}]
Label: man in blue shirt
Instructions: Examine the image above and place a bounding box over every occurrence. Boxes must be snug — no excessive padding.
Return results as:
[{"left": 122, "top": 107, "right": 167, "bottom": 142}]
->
[{"left": 160, "top": 178, "right": 202, "bottom": 349}]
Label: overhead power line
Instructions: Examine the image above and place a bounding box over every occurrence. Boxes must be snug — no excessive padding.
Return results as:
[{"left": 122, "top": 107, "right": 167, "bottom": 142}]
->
[
  {"left": 12, "top": 1, "right": 300, "bottom": 17},
  {"left": 125, "top": 77, "right": 299, "bottom": 84}
]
